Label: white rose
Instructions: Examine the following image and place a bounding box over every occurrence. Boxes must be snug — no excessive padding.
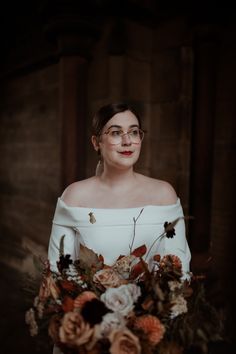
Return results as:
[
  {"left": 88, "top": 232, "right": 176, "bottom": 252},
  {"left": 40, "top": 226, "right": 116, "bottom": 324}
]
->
[
  {"left": 101, "top": 285, "right": 135, "bottom": 316},
  {"left": 100, "top": 312, "right": 126, "bottom": 337},
  {"left": 86, "top": 312, "right": 126, "bottom": 351},
  {"left": 126, "top": 283, "right": 141, "bottom": 303}
]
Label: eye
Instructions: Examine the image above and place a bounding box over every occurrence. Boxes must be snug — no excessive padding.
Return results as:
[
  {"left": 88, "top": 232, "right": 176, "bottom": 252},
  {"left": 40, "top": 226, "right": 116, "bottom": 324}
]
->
[
  {"left": 129, "top": 128, "right": 140, "bottom": 137},
  {"left": 109, "top": 130, "right": 122, "bottom": 137}
]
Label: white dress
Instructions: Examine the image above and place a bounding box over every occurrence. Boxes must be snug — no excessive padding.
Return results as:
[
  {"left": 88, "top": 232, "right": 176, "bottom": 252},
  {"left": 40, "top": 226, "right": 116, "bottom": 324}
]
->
[
  {"left": 48, "top": 197, "right": 191, "bottom": 275},
  {"left": 49, "top": 197, "right": 191, "bottom": 354}
]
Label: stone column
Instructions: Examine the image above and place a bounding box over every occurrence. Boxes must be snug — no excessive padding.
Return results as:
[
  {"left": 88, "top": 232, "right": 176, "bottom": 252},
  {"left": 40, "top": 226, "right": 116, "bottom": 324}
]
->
[
  {"left": 189, "top": 28, "right": 218, "bottom": 254},
  {"left": 43, "top": 6, "right": 100, "bottom": 189}
]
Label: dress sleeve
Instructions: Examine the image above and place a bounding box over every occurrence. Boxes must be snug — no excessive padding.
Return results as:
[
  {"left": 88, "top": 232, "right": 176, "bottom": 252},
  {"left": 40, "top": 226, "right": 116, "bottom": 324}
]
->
[{"left": 47, "top": 199, "right": 80, "bottom": 272}]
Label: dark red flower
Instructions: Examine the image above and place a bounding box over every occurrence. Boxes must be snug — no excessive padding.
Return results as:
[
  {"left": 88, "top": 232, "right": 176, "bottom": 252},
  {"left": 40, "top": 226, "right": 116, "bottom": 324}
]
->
[
  {"left": 164, "top": 222, "right": 176, "bottom": 239},
  {"left": 57, "top": 254, "right": 73, "bottom": 272}
]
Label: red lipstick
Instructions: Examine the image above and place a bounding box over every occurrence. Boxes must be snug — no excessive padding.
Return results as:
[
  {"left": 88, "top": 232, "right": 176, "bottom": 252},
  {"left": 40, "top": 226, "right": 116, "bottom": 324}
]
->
[{"left": 119, "top": 151, "right": 133, "bottom": 156}]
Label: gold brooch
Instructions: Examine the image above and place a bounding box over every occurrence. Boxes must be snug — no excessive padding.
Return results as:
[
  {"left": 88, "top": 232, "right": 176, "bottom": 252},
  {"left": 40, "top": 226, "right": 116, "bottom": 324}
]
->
[{"left": 88, "top": 212, "right": 96, "bottom": 224}]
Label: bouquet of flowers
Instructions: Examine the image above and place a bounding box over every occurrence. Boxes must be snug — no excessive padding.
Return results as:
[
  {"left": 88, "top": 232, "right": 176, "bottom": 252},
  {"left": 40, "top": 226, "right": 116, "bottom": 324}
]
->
[{"left": 25, "top": 219, "right": 224, "bottom": 354}]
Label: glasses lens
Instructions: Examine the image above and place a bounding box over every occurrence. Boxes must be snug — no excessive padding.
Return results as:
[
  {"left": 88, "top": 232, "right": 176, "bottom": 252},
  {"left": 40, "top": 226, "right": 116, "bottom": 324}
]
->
[
  {"left": 106, "top": 128, "right": 144, "bottom": 144},
  {"left": 107, "top": 129, "right": 122, "bottom": 144},
  {"left": 129, "top": 128, "right": 144, "bottom": 143}
]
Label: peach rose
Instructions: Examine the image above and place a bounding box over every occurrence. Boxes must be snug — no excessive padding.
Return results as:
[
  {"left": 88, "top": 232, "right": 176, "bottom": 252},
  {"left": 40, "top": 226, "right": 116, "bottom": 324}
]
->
[
  {"left": 109, "top": 329, "right": 141, "bottom": 354},
  {"left": 113, "top": 255, "right": 137, "bottom": 279},
  {"left": 93, "top": 268, "right": 126, "bottom": 289},
  {"left": 59, "top": 311, "right": 93, "bottom": 347}
]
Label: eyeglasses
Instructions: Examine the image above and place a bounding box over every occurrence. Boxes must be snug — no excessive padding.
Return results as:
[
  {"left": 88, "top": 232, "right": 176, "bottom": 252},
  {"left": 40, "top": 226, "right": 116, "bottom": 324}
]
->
[{"left": 100, "top": 127, "right": 144, "bottom": 145}]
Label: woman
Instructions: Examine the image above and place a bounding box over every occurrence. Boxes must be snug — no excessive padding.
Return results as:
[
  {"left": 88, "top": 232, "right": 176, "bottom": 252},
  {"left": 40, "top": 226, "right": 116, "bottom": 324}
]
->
[
  {"left": 48, "top": 102, "right": 191, "bottom": 354},
  {"left": 48, "top": 102, "right": 191, "bottom": 276}
]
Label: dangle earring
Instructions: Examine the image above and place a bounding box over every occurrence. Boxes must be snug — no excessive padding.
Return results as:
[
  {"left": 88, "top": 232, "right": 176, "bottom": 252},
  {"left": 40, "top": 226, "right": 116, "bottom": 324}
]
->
[
  {"left": 95, "top": 160, "right": 103, "bottom": 176},
  {"left": 95, "top": 148, "right": 104, "bottom": 176}
]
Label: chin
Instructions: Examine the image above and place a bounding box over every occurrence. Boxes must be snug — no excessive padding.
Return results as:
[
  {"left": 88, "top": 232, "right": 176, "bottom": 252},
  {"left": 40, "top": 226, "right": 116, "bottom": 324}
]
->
[{"left": 117, "top": 158, "right": 139, "bottom": 169}]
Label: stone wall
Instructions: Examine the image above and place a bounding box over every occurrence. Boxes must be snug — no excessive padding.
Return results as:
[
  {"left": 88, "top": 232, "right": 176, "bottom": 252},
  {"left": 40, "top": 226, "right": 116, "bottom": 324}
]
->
[
  {"left": 0, "top": 64, "right": 60, "bottom": 273},
  {"left": 210, "top": 26, "right": 236, "bottom": 338}
]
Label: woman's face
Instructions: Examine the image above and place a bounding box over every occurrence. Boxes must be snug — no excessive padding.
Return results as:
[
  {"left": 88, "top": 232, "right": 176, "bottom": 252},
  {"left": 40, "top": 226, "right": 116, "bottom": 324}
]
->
[{"left": 94, "top": 110, "right": 142, "bottom": 171}]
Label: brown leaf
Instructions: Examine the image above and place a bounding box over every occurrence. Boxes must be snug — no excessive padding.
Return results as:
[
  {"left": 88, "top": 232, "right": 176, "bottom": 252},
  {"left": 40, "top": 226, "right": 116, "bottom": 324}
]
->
[
  {"left": 130, "top": 258, "right": 150, "bottom": 280},
  {"left": 79, "top": 244, "right": 100, "bottom": 268},
  {"left": 131, "top": 244, "right": 147, "bottom": 257},
  {"left": 130, "top": 261, "right": 145, "bottom": 279}
]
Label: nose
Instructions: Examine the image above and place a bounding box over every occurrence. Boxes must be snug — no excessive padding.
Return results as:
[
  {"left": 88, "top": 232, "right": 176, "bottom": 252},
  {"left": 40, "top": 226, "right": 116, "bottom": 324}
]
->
[{"left": 121, "top": 132, "right": 132, "bottom": 145}]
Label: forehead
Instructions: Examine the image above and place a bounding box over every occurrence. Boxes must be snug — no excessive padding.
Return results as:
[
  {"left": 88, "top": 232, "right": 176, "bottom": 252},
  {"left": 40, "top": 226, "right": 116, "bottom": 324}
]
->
[{"left": 104, "top": 110, "right": 139, "bottom": 129}]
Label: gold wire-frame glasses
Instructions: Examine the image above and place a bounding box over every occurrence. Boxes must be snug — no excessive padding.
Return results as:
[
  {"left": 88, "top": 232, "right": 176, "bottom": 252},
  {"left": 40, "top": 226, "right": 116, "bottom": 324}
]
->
[{"left": 100, "top": 127, "right": 145, "bottom": 145}]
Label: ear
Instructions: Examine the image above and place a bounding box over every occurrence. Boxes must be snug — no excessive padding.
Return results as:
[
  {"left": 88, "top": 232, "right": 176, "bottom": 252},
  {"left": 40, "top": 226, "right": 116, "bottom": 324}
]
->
[{"left": 91, "top": 135, "right": 100, "bottom": 152}]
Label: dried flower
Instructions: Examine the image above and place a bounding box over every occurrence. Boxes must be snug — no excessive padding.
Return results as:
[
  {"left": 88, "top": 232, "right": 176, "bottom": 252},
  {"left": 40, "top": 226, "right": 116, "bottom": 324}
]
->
[
  {"left": 113, "top": 255, "right": 137, "bottom": 279},
  {"left": 25, "top": 308, "right": 38, "bottom": 336},
  {"left": 39, "top": 274, "right": 60, "bottom": 301},
  {"left": 25, "top": 218, "right": 225, "bottom": 354},
  {"left": 93, "top": 268, "right": 126, "bottom": 289}
]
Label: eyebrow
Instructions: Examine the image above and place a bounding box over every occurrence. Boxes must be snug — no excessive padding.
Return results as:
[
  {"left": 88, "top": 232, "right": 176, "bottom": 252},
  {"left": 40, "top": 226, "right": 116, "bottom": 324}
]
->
[{"left": 106, "top": 124, "right": 139, "bottom": 130}]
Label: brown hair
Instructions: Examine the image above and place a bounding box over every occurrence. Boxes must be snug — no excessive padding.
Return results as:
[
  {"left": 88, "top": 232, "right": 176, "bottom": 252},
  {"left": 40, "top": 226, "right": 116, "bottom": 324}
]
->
[{"left": 91, "top": 102, "right": 142, "bottom": 136}]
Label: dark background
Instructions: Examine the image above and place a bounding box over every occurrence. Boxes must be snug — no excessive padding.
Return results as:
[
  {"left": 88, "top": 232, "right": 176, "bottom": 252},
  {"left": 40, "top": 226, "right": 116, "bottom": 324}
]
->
[{"left": 0, "top": 1, "right": 235, "bottom": 353}]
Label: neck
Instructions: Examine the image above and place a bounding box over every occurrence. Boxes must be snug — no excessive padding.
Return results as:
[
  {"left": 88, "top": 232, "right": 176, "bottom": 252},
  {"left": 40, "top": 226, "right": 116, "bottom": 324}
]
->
[{"left": 99, "top": 166, "right": 137, "bottom": 188}]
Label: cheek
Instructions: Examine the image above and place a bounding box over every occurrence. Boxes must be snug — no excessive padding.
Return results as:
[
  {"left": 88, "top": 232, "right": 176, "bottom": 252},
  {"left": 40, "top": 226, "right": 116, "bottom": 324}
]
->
[
  {"left": 135, "top": 144, "right": 142, "bottom": 155},
  {"left": 99, "top": 144, "right": 116, "bottom": 158}
]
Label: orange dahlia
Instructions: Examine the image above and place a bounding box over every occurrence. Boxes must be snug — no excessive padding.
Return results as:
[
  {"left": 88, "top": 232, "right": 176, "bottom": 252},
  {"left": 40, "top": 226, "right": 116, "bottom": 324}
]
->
[
  {"left": 160, "top": 254, "right": 182, "bottom": 270},
  {"left": 134, "top": 315, "right": 165, "bottom": 345},
  {"left": 74, "top": 291, "right": 97, "bottom": 310}
]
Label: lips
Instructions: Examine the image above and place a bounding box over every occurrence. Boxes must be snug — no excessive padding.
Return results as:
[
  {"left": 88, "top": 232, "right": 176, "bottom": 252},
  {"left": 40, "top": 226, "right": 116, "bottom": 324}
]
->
[{"left": 119, "top": 151, "right": 133, "bottom": 156}]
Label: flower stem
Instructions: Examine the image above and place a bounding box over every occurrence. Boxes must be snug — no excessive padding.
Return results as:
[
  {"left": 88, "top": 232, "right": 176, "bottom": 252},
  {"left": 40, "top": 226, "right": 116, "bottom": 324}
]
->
[
  {"left": 144, "top": 217, "right": 183, "bottom": 261},
  {"left": 129, "top": 208, "right": 144, "bottom": 254}
]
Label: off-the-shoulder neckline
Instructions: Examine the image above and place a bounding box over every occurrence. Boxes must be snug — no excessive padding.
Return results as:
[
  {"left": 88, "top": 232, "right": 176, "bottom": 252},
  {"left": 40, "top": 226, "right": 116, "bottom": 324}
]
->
[{"left": 57, "top": 197, "right": 181, "bottom": 211}]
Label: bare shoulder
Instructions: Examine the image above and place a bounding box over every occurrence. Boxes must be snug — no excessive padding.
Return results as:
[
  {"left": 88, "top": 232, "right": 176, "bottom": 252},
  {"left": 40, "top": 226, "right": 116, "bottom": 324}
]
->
[
  {"left": 137, "top": 174, "right": 178, "bottom": 205},
  {"left": 61, "top": 177, "right": 97, "bottom": 206}
]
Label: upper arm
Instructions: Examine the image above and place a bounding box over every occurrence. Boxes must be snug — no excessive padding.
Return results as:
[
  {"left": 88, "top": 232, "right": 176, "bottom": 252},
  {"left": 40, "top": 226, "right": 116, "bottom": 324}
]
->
[
  {"left": 149, "top": 179, "right": 178, "bottom": 205},
  {"left": 61, "top": 182, "right": 81, "bottom": 206},
  {"left": 160, "top": 181, "right": 178, "bottom": 205}
]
